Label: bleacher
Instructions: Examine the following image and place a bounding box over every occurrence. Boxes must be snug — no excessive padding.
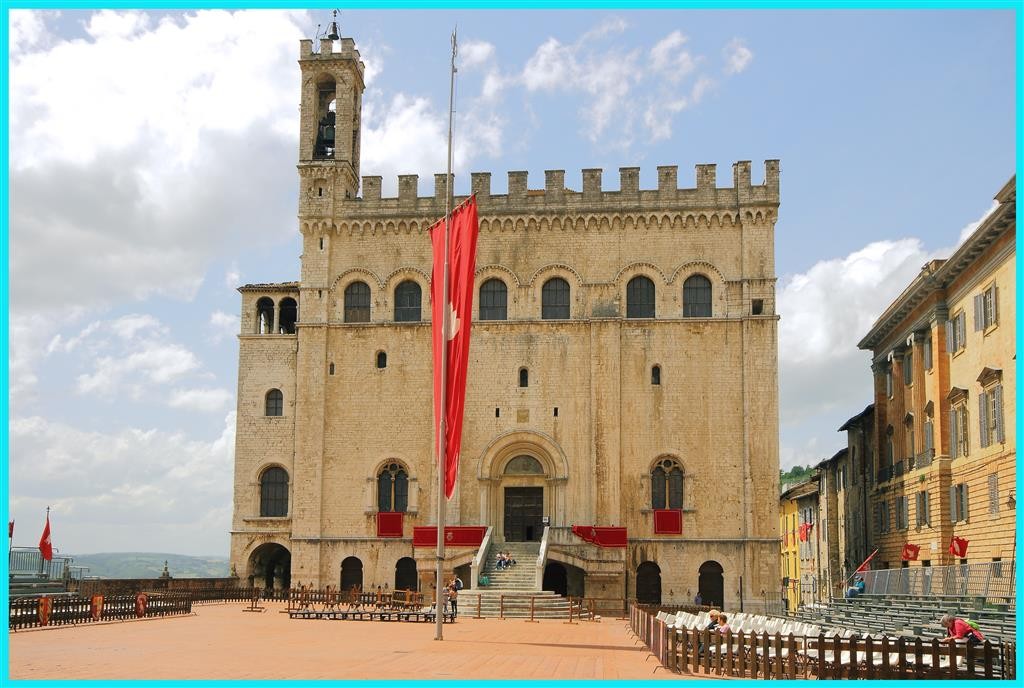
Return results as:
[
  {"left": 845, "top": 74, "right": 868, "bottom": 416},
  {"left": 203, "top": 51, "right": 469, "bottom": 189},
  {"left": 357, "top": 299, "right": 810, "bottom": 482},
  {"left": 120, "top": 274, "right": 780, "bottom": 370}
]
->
[{"left": 792, "top": 594, "right": 1016, "bottom": 644}]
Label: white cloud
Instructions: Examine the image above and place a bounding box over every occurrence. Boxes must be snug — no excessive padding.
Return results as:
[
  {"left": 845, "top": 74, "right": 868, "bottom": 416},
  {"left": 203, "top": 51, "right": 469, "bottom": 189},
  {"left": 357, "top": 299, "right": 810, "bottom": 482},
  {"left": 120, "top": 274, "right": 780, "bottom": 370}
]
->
[
  {"left": 521, "top": 37, "right": 575, "bottom": 91},
  {"left": 209, "top": 310, "right": 241, "bottom": 343},
  {"left": 224, "top": 263, "right": 241, "bottom": 289},
  {"left": 9, "top": 412, "right": 236, "bottom": 554},
  {"left": 10, "top": 10, "right": 306, "bottom": 318},
  {"left": 723, "top": 38, "right": 753, "bottom": 75},
  {"left": 77, "top": 344, "right": 201, "bottom": 396},
  {"left": 9, "top": 9, "right": 58, "bottom": 55},
  {"left": 649, "top": 30, "right": 697, "bottom": 81},
  {"left": 168, "top": 387, "right": 234, "bottom": 412},
  {"left": 460, "top": 39, "right": 495, "bottom": 69}
]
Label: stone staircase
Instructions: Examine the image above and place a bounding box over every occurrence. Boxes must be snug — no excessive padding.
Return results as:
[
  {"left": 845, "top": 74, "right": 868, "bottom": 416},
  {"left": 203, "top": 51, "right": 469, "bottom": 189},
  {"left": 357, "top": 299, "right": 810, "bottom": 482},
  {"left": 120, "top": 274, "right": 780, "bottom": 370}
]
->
[{"left": 458, "top": 542, "right": 583, "bottom": 619}]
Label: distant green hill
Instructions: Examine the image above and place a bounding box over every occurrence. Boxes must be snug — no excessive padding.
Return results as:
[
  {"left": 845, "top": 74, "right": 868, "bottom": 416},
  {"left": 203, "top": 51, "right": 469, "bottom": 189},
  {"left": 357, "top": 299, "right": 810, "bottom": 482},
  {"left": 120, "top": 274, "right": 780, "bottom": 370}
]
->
[{"left": 67, "top": 553, "right": 230, "bottom": 579}]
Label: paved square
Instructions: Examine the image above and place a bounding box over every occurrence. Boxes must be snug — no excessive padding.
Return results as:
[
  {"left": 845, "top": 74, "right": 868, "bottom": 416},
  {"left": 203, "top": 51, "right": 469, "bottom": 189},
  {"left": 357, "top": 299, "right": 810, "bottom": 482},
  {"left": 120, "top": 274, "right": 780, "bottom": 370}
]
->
[{"left": 8, "top": 602, "right": 707, "bottom": 680}]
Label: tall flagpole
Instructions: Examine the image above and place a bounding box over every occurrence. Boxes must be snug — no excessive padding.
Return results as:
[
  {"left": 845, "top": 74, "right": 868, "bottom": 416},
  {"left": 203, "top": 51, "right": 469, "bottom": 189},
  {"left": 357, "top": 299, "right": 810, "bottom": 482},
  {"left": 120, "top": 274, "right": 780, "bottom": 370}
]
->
[{"left": 435, "top": 28, "right": 457, "bottom": 643}]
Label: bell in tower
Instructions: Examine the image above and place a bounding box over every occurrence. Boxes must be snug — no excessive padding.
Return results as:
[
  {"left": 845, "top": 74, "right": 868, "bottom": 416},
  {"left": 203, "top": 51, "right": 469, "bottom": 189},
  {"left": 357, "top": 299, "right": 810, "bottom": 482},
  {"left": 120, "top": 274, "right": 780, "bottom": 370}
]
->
[{"left": 297, "top": 11, "right": 365, "bottom": 197}]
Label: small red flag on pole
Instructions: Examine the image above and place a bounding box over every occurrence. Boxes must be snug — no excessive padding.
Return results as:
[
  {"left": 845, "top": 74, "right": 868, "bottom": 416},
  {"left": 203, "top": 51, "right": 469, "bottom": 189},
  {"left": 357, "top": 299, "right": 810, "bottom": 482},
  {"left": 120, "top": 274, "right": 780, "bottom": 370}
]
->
[
  {"left": 39, "top": 511, "right": 53, "bottom": 561},
  {"left": 855, "top": 548, "right": 878, "bottom": 573},
  {"left": 949, "top": 536, "right": 969, "bottom": 558},
  {"left": 901, "top": 543, "right": 920, "bottom": 561},
  {"left": 430, "top": 196, "right": 479, "bottom": 500}
]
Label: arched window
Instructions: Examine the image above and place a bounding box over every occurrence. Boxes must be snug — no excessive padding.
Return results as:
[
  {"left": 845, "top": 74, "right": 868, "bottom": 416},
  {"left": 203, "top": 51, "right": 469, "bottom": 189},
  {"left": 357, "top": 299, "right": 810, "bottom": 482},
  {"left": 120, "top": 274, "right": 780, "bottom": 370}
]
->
[
  {"left": 278, "top": 297, "right": 298, "bottom": 334},
  {"left": 541, "top": 277, "right": 570, "bottom": 320},
  {"left": 651, "top": 458, "right": 683, "bottom": 510},
  {"left": 626, "top": 276, "right": 655, "bottom": 319},
  {"left": 683, "top": 275, "right": 712, "bottom": 317},
  {"left": 377, "top": 462, "right": 409, "bottom": 512},
  {"left": 376, "top": 351, "right": 387, "bottom": 369},
  {"left": 479, "top": 279, "right": 508, "bottom": 320},
  {"left": 256, "top": 297, "right": 274, "bottom": 334},
  {"left": 652, "top": 365, "right": 661, "bottom": 385},
  {"left": 394, "top": 280, "right": 422, "bottom": 322},
  {"left": 265, "top": 389, "right": 283, "bottom": 417},
  {"left": 344, "top": 281, "right": 371, "bottom": 323},
  {"left": 260, "top": 467, "right": 288, "bottom": 517},
  {"left": 519, "top": 368, "right": 529, "bottom": 388},
  {"left": 504, "top": 455, "right": 544, "bottom": 474}
]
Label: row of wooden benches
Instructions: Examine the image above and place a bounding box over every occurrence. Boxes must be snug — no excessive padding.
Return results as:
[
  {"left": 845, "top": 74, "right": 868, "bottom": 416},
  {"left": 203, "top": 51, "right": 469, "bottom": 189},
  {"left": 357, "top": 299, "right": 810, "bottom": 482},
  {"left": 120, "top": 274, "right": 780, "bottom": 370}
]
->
[{"left": 289, "top": 609, "right": 456, "bottom": 623}]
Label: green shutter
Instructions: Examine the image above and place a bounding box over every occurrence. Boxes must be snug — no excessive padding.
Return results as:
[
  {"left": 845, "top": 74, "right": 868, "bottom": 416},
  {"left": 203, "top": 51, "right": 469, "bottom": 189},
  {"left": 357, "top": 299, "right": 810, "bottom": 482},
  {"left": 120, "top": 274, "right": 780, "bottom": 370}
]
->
[
  {"left": 979, "top": 391, "right": 989, "bottom": 448},
  {"left": 994, "top": 385, "right": 1004, "bottom": 443}
]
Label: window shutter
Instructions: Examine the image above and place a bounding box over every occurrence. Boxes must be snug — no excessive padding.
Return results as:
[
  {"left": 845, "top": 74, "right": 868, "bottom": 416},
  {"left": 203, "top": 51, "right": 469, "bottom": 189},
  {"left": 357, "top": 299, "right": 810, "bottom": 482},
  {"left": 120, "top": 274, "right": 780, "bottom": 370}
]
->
[
  {"left": 924, "top": 492, "right": 930, "bottom": 525},
  {"left": 992, "top": 286, "right": 998, "bottom": 325},
  {"left": 989, "top": 474, "right": 999, "bottom": 515},
  {"left": 979, "top": 391, "right": 989, "bottom": 448},
  {"left": 994, "top": 385, "right": 1004, "bottom": 443},
  {"left": 886, "top": 369, "right": 892, "bottom": 397},
  {"left": 950, "top": 485, "right": 958, "bottom": 522},
  {"left": 957, "top": 312, "right": 967, "bottom": 350},
  {"left": 923, "top": 336, "right": 932, "bottom": 370},
  {"left": 924, "top": 420, "right": 934, "bottom": 453},
  {"left": 949, "top": 408, "right": 958, "bottom": 458},
  {"left": 974, "top": 293, "right": 985, "bottom": 331},
  {"left": 945, "top": 320, "right": 953, "bottom": 352},
  {"left": 962, "top": 484, "right": 969, "bottom": 522}
]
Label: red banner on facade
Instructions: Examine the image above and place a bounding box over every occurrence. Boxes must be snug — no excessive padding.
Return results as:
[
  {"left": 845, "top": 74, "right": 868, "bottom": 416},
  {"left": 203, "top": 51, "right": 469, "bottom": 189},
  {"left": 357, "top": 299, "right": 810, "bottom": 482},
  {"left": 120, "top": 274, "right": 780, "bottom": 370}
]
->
[
  {"left": 412, "top": 525, "right": 487, "bottom": 548},
  {"left": 376, "top": 512, "right": 404, "bottom": 538},
  {"left": 653, "top": 509, "right": 682, "bottom": 535},
  {"left": 571, "top": 525, "right": 628, "bottom": 548},
  {"left": 430, "top": 197, "right": 480, "bottom": 500},
  {"left": 901, "top": 543, "right": 920, "bottom": 561}
]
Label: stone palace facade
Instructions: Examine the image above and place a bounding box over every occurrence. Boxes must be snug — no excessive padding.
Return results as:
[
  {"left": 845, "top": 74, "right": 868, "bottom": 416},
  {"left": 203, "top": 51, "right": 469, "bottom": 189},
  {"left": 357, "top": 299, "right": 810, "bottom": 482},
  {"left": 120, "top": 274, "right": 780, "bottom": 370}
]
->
[{"left": 229, "top": 31, "right": 782, "bottom": 611}]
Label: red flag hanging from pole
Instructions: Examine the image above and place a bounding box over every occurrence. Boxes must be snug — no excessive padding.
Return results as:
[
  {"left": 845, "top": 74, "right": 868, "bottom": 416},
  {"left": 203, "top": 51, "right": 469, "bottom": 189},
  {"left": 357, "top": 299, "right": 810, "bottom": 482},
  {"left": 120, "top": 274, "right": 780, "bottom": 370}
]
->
[
  {"left": 949, "top": 536, "right": 969, "bottom": 558},
  {"left": 854, "top": 548, "right": 877, "bottom": 573},
  {"left": 39, "top": 513, "right": 53, "bottom": 561},
  {"left": 901, "top": 543, "right": 920, "bottom": 561},
  {"left": 431, "top": 196, "right": 479, "bottom": 500}
]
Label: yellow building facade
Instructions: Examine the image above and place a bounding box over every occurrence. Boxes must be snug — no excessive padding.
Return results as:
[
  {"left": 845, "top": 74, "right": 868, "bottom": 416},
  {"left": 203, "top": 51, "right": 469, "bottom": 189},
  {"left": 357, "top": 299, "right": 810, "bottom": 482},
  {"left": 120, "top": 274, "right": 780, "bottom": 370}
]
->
[{"left": 858, "top": 177, "right": 1015, "bottom": 571}]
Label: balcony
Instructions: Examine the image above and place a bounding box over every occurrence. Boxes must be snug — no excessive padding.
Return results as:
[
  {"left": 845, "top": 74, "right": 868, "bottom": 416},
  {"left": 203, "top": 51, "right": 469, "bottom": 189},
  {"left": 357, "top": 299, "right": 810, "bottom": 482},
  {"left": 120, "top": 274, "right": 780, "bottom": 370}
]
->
[
  {"left": 893, "top": 460, "right": 905, "bottom": 478},
  {"left": 877, "top": 466, "right": 891, "bottom": 483},
  {"left": 915, "top": 448, "right": 935, "bottom": 469}
]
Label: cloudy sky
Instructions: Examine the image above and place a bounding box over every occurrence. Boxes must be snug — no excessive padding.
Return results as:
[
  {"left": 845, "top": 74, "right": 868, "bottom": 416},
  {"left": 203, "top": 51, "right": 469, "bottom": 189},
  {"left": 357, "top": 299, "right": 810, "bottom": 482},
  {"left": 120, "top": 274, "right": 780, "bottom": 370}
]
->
[{"left": 7, "top": 9, "right": 1015, "bottom": 556}]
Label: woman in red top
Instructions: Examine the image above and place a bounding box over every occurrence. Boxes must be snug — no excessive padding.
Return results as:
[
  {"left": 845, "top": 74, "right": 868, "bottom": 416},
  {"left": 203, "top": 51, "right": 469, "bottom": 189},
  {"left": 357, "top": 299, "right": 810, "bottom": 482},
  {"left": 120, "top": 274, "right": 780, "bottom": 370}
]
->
[{"left": 939, "top": 614, "right": 984, "bottom": 645}]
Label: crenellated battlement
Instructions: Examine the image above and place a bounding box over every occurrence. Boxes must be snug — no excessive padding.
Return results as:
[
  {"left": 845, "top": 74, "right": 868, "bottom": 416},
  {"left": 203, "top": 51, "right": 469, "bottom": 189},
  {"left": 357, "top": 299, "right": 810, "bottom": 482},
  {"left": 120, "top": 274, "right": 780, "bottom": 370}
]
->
[
  {"left": 338, "top": 161, "right": 780, "bottom": 216},
  {"left": 299, "top": 36, "right": 364, "bottom": 70}
]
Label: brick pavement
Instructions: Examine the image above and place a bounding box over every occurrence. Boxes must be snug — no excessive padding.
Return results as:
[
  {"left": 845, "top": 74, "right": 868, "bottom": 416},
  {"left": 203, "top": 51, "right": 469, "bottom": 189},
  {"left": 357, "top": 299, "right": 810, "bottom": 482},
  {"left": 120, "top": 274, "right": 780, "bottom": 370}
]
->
[{"left": 8, "top": 601, "right": 717, "bottom": 680}]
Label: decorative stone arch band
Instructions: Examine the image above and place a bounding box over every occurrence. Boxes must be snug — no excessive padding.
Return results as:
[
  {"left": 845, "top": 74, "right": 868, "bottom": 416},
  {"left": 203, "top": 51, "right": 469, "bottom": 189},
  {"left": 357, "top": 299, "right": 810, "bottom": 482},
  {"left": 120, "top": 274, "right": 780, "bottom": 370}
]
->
[{"left": 476, "top": 430, "right": 570, "bottom": 528}]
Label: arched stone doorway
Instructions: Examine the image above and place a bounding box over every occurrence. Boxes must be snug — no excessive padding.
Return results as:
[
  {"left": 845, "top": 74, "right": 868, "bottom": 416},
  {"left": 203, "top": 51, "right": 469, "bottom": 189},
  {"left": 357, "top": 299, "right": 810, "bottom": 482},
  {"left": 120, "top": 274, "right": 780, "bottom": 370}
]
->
[
  {"left": 340, "top": 556, "right": 363, "bottom": 591},
  {"left": 394, "top": 557, "right": 417, "bottom": 592},
  {"left": 248, "top": 543, "right": 291, "bottom": 591},
  {"left": 478, "top": 431, "right": 570, "bottom": 539},
  {"left": 543, "top": 562, "right": 568, "bottom": 596},
  {"left": 699, "top": 560, "right": 724, "bottom": 608},
  {"left": 501, "top": 455, "right": 546, "bottom": 542},
  {"left": 636, "top": 561, "right": 661, "bottom": 604}
]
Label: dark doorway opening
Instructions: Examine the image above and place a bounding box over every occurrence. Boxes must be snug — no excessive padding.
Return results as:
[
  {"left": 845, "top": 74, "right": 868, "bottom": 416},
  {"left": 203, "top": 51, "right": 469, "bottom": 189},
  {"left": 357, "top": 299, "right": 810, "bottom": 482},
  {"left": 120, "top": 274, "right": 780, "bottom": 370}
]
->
[
  {"left": 698, "top": 560, "right": 725, "bottom": 608},
  {"left": 248, "top": 543, "right": 291, "bottom": 591},
  {"left": 636, "top": 561, "right": 661, "bottom": 604},
  {"left": 395, "top": 557, "right": 417, "bottom": 592},
  {"left": 543, "top": 562, "right": 568, "bottom": 596},
  {"left": 341, "top": 556, "right": 363, "bottom": 591},
  {"left": 504, "top": 487, "right": 544, "bottom": 541}
]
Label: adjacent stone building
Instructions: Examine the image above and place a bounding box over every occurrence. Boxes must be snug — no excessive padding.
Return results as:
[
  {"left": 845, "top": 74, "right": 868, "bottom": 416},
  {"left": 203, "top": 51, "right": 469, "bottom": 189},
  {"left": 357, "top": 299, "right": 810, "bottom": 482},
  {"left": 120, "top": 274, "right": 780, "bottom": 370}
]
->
[
  {"left": 857, "top": 177, "right": 1015, "bottom": 571},
  {"left": 229, "top": 31, "right": 782, "bottom": 611}
]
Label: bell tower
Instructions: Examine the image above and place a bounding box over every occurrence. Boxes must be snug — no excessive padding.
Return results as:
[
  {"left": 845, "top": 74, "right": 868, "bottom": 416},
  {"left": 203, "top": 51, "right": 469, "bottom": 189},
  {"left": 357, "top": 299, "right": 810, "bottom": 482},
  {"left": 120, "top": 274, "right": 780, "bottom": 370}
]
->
[{"left": 297, "top": 16, "right": 364, "bottom": 201}]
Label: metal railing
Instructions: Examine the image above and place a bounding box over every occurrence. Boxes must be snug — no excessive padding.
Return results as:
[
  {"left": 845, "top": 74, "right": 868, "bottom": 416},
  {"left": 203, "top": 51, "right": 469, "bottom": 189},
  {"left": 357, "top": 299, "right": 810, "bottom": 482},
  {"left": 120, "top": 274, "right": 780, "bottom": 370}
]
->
[
  {"left": 915, "top": 448, "right": 935, "bottom": 469},
  {"left": 862, "top": 561, "right": 1015, "bottom": 602}
]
